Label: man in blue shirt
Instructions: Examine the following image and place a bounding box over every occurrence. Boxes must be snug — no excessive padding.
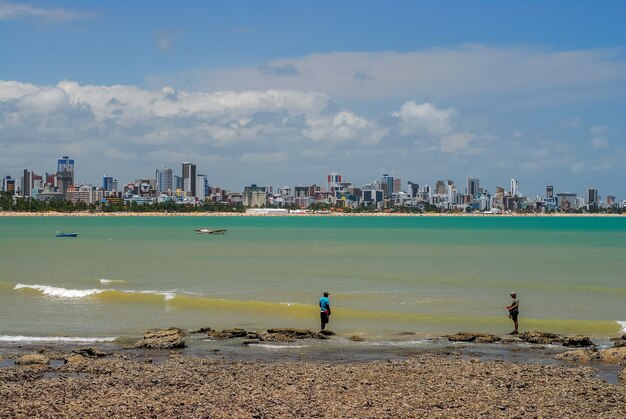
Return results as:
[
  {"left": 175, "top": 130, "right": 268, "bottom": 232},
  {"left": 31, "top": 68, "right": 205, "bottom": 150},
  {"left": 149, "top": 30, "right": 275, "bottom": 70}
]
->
[{"left": 319, "top": 291, "right": 331, "bottom": 330}]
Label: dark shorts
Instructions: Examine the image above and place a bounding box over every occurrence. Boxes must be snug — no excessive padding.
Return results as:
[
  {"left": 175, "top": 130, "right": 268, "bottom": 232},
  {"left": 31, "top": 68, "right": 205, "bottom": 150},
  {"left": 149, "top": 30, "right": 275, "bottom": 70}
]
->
[
  {"left": 320, "top": 311, "right": 329, "bottom": 325},
  {"left": 510, "top": 310, "right": 519, "bottom": 322}
]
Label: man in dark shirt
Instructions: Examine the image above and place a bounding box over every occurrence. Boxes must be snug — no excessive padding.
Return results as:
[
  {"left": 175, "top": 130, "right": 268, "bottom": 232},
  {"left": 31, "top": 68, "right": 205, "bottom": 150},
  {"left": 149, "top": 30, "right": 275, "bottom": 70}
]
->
[{"left": 507, "top": 291, "right": 520, "bottom": 334}]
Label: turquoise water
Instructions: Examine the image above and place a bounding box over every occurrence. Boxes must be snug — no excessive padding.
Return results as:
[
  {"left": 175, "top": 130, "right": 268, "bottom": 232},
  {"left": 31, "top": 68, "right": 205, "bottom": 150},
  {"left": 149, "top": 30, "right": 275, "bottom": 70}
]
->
[{"left": 0, "top": 215, "right": 624, "bottom": 340}]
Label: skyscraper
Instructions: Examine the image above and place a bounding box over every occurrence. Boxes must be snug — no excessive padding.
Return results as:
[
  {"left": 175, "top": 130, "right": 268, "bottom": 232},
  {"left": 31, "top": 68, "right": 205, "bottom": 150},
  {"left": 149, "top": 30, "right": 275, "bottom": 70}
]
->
[
  {"left": 510, "top": 178, "right": 519, "bottom": 197},
  {"left": 466, "top": 177, "right": 479, "bottom": 198},
  {"left": 327, "top": 173, "right": 342, "bottom": 191},
  {"left": 381, "top": 174, "right": 394, "bottom": 198},
  {"left": 103, "top": 175, "right": 115, "bottom": 192},
  {"left": 56, "top": 155, "right": 74, "bottom": 194},
  {"left": 587, "top": 188, "right": 598, "bottom": 205},
  {"left": 2, "top": 176, "right": 16, "bottom": 194},
  {"left": 156, "top": 167, "right": 173, "bottom": 194},
  {"left": 57, "top": 156, "right": 74, "bottom": 173},
  {"left": 182, "top": 162, "right": 196, "bottom": 197},
  {"left": 546, "top": 185, "right": 554, "bottom": 199},
  {"left": 22, "top": 169, "right": 34, "bottom": 197}
]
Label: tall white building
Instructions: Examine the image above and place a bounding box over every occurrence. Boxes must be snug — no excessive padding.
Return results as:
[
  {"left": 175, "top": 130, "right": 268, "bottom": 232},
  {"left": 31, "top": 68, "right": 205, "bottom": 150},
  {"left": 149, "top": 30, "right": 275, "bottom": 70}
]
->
[
  {"left": 511, "top": 178, "right": 519, "bottom": 197},
  {"left": 196, "top": 174, "right": 208, "bottom": 201}
]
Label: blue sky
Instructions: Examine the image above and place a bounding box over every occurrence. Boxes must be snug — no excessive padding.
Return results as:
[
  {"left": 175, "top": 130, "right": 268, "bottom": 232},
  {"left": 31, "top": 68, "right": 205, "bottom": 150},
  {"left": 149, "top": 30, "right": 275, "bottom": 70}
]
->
[{"left": 1, "top": 0, "right": 625, "bottom": 198}]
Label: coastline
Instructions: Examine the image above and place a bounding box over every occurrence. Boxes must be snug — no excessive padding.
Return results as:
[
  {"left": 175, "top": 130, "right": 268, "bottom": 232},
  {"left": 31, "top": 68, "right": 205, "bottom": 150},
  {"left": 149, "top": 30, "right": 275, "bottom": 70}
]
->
[
  {"left": 0, "top": 210, "right": 623, "bottom": 217},
  {"left": 1, "top": 337, "right": 624, "bottom": 417}
]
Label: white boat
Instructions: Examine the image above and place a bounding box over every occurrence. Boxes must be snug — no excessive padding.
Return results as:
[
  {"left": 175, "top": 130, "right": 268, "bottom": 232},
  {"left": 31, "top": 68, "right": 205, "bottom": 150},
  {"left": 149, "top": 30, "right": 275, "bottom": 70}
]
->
[{"left": 194, "top": 228, "right": 226, "bottom": 235}]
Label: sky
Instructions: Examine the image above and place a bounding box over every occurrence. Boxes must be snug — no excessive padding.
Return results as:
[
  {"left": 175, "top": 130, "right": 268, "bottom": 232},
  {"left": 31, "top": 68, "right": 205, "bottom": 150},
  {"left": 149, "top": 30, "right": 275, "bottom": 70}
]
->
[{"left": 1, "top": 0, "right": 625, "bottom": 198}]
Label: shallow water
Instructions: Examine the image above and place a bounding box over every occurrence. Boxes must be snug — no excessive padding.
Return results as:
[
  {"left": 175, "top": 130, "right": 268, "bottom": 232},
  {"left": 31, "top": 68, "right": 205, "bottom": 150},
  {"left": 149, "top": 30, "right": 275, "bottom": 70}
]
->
[{"left": 1, "top": 216, "right": 624, "bottom": 340}]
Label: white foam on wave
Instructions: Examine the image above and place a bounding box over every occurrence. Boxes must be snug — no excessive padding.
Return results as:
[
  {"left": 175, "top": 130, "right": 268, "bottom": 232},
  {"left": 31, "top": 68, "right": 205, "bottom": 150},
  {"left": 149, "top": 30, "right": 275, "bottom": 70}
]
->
[
  {"left": 254, "top": 344, "right": 307, "bottom": 350},
  {"left": 14, "top": 283, "right": 102, "bottom": 298},
  {"left": 140, "top": 290, "right": 176, "bottom": 301},
  {"left": 99, "top": 278, "right": 125, "bottom": 284},
  {"left": 617, "top": 321, "right": 626, "bottom": 333},
  {"left": 0, "top": 335, "right": 117, "bottom": 343}
]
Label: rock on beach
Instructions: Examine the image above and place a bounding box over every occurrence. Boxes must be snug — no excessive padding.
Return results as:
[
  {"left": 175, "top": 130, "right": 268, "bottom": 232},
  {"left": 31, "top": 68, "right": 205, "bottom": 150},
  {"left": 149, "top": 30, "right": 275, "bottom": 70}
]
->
[
  {"left": 447, "top": 332, "right": 501, "bottom": 343},
  {"left": 134, "top": 327, "right": 186, "bottom": 349},
  {"left": 14, "top": 354, "right": 49, "bottom": 365}
]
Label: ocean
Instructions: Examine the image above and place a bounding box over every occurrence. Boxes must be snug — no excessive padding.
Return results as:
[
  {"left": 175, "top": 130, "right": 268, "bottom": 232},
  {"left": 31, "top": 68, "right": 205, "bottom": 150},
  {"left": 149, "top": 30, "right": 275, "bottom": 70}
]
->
[{"left": 1, "top": 215, "right": 625, "bottom": 345}]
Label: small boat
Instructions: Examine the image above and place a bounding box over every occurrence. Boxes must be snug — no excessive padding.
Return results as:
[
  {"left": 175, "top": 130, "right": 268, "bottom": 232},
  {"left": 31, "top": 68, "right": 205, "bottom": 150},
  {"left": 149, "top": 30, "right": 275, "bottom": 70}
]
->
[
  {"left": 56, "top": 232, "right": 78, "bottom": 237},
  {"left": 194, "top": 228, "right": 226, "bottom": 235}
]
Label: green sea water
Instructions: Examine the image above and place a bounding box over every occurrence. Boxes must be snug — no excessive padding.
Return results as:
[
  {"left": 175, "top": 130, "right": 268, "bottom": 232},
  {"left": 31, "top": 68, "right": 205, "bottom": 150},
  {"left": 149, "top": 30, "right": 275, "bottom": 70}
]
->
[{"left": 0, "top": 215, "right": 624, "bottom": 342}]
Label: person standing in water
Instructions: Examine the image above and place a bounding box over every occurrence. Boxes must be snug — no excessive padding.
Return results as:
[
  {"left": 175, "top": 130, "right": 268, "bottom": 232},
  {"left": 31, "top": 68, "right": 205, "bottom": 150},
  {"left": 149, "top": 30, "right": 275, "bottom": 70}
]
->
[
  {"left": 507, "top": 292, "right": 520, "bottom": 334},
  {"left": 319, "top": 291, "right": 331, "bottom": 330}
]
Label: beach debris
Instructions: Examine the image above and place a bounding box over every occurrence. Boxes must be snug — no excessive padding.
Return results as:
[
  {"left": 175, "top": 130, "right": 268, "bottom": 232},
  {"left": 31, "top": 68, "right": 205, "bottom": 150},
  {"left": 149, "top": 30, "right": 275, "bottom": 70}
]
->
[
  {"left": 15, "top": 354, "right": 50, "bottom": 365},
  {"left": 349, "top": 335, "right": 365, "bottom": 342},
  {"left": 134, "top": 327, "right": 186, "bottom": 349},
  {"left": 72, "top": 347, "right": 111, "bottom": 358},
  {"left": 447, "top": 332, "right": 501, "bottom": 343}
]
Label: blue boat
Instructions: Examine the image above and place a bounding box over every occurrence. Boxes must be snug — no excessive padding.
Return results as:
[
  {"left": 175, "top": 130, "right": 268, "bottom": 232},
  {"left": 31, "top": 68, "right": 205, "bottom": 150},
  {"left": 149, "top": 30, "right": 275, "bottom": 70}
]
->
[{"left": 55, "top": 232, "right": 78, "bottom": 237}]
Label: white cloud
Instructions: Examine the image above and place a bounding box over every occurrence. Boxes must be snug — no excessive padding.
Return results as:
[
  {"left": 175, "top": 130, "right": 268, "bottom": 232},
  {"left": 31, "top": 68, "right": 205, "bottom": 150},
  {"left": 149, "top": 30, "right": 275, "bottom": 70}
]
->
[
  {"left": 0, "top": 79, "right": 622, "bottom": 196},
  {"left": 393, "top": 101, "right": 456, "bottom": 136},
  {"left": 0, "top": 1, "right": 86, "bottom": 23},
  {"left": 238, "top": 151, "right": 288, "bottom": 164},
  {"left": 440, "top": 132, "right": 477, "bottom": 153},
  {"left": 590, "top": 125, "right": 607, "bottom": 134},
  {"left": 147, "top": 45, "right": 626, "bottom": 106},
  {"left": 590, "top": 136, "right": 608, "bottom": 149}
]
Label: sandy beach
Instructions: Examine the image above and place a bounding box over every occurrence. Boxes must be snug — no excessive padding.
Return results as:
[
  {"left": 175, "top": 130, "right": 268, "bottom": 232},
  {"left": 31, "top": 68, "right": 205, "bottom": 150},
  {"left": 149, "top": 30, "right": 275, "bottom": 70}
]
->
[
  {"left": 1, "top": 345, "right": 625, "bottom": 418},
  {"left": 0, "top": 210, "right": 623, "bottom": 217}
]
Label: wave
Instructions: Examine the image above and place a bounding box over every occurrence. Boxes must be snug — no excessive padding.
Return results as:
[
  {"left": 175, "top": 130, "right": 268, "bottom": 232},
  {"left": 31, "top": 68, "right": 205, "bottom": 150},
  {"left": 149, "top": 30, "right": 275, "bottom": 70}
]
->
[
  {"left": 0, "top": 335, "right": 117, "bottom": 343},
  {"left": 99, "top": 278, "right": 126, "bottom": 284},
  {"left": 15, "top": 283, "right": 102, "bottom": 298},
  {"left": 617, "top": 321, "right": 626, "bottom": 333},
  {"left": 14, "top": 283, "right": 175, "bottom": 302}
]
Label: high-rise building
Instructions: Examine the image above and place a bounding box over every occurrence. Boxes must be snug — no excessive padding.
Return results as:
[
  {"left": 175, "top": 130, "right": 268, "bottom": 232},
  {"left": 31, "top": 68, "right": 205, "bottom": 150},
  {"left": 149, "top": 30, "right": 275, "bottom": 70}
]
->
[
  {"left": 587, "top": 188, "right": 598, "bottom": 205},
  {"left": 546, "top": 185, "right": 554, "bottom": 199},
  {"left": 466, "top": 177, "right": 479, "bottom": 198},
  {"left": 393, "top": 178, "right": 402, "bottom": 195},
  {"left": 327, "top": 173, "right": 342, "bottom": 191},
  {"left": 381, "top": 174, "right": 394, "bottom": 198},
  {"left": 56, "top": 155, "right": 74, "bottom": 195},
  {"left": 57, "top": 156, "right": 74, "bottom": 173},
  {"left": 511, "top": 178, "right": 519, "bottom": 197},
  {"left": 156, "top": 167, "right": 173, "bottom": 194},
  {"left": 22, "top": 169, "right": 34, "bottom": 197},
  {"left": 103, "top": 175, "right": 115, "bottom": 192},
  {"left": 407, "top": 181, "right": 419, "bottom": 198},
  {"left": 196, "top": 174, "right": 209, "bottom": 201},
  {"left": 2, "top": 176, "right": 16, "bottom": 194},
  {"left": 182, "top": 162, "right": 196, "bottom": 197},
  {"left": 243, "top": 184, "right": 267, "bottom": 207}
]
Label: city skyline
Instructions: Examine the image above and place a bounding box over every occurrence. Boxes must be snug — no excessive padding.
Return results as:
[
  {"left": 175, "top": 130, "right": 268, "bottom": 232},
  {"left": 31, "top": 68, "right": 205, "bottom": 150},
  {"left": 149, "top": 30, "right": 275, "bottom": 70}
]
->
[
  {"left": 4, "top": 154, "right": 620, "bottom": 208},
  {"left": 1, "top": 1, "right": 625, "bottom": 196}
]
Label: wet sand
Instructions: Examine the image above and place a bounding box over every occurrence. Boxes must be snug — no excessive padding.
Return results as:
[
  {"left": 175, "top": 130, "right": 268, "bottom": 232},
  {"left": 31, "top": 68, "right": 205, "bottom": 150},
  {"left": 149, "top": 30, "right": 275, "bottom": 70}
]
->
[{"left": 1, "top": 344, "right": 624, "bottom": 418}]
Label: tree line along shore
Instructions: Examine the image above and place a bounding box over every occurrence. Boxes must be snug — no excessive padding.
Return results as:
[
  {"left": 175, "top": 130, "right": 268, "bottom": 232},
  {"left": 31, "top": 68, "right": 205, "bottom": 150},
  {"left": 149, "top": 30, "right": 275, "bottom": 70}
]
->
[{"left": 1, "top": 192, "right": 624, "bottom": 216}]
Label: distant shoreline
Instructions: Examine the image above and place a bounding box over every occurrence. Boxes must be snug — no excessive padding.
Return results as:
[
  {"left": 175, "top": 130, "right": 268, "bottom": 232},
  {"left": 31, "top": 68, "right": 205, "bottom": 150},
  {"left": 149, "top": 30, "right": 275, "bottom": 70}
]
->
[{"left": 0, "top": 211, "right": 623, "bottom": 217}]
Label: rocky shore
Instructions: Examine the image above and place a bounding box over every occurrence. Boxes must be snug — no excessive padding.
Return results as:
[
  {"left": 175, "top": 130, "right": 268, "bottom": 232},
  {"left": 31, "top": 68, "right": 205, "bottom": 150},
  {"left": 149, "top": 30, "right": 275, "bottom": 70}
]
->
[{"left": 1, "top": 329, "right": 625, "bottom": 418}]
